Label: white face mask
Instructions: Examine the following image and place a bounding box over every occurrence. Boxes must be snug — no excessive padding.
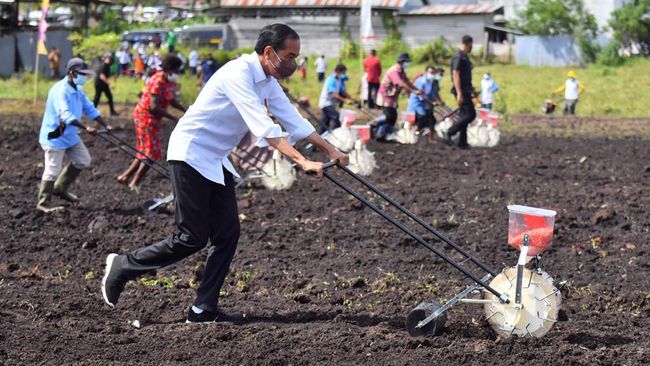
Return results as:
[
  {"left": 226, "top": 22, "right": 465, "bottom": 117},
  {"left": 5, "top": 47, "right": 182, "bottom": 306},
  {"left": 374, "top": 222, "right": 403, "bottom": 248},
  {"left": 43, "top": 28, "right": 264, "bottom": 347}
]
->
[
  {"left": 167, "top": 73, "right": 179, "bottom": 82},
  {"left": 435, "top": 74, "right": 443, "bottom": 81},
  {"left": 425, "top": 73, "right": 434, "bottom": 81},
  {"left": 74, "top": 74, "right": 88, "bottom": 86}
]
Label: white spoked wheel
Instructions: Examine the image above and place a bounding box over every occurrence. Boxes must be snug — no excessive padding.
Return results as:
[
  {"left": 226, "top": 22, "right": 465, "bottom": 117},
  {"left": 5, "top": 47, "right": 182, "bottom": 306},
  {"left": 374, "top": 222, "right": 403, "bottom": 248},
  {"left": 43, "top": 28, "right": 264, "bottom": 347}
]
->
[
  {"left": 483, "top": 267, "right": 561, "bottom": 338},
  {"left": 324, "top": 127, "right": 356, "bottom": 152}
]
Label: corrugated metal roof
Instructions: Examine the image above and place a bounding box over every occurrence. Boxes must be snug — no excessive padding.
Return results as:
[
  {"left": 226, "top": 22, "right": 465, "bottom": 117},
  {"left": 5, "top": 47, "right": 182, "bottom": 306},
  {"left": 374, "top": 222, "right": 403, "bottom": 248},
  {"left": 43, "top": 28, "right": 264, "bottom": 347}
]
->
[
  {"left": 401, "top": 4, "right": 502, "bottom": 15},
  {"left": 219, "top": 0, "right": 406, "bottom": 10}
]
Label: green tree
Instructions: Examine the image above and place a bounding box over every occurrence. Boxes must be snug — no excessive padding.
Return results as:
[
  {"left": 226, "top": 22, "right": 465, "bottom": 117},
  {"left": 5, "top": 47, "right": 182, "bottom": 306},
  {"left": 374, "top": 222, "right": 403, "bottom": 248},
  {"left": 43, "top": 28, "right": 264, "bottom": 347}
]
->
[{"left": 608, "top": 0, "right": 650, "bottom": 50}]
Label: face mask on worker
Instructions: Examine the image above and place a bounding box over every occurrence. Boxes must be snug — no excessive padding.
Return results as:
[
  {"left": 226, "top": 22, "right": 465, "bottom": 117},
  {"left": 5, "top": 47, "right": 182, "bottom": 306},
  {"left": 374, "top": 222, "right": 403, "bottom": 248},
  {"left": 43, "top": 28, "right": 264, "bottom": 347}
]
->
[
  {"left": 73, "top": 73, "right": 87, "bottom": 86},
  {"left": 435, "top": 74, "right": 444, "bottom": 81},
  {"left": 270, "top": 48, "right": 297, "bottom": 78},
  {"left": 425, "top": 73, "right": 434, "bottom": 81},
  {"left": 402, "top": 62, "right": 410, "bottom": 69},
  {"left": 167, "top": 72, "right": 179, "bottom": 82}
]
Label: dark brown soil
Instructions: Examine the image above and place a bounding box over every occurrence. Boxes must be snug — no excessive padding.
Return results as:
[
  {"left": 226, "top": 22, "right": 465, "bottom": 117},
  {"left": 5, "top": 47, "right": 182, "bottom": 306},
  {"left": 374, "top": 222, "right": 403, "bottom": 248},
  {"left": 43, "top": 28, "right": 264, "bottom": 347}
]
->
[{"left": 0, "top": 113, "right": 648, "bottom": 365}]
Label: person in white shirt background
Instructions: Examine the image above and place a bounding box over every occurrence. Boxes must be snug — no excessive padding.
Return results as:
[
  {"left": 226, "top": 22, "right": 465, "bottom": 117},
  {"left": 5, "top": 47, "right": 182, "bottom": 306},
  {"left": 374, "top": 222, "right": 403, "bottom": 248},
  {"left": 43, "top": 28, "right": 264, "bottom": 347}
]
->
[
  {"left": 553, "top": 70, "right": 585, "bottom": 115},
  {"left": 101, "top": 23, "right": 348, "bottom": 323},
  {"left": 315, "top": 54, "right": 326, "bottom": 82},
  {"left": 188, "top": 49, "right": 199, "bottom": 75},
  {"left": 480, "top": 73, "right": 499, "bottom": 111}
]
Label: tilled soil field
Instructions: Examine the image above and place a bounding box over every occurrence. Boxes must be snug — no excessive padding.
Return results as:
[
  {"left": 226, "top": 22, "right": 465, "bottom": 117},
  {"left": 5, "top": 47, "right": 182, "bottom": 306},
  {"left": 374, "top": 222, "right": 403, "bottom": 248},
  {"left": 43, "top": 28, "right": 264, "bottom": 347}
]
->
[{"left": 0, "top": 114, "right": 648, "bottom": 365}]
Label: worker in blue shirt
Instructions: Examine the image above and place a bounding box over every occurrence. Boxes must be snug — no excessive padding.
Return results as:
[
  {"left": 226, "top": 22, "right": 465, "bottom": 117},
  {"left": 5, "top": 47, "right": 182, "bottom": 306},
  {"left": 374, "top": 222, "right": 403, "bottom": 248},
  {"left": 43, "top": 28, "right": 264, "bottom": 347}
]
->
[
  {"left": 317, "top": 63, "right": 356, "bottom": 133},
  {"left": 37, "top": 58, "right": 111, "bottom": 212},
  {"left": 407, "top": 65, "right": 442, "bottom": 142}
]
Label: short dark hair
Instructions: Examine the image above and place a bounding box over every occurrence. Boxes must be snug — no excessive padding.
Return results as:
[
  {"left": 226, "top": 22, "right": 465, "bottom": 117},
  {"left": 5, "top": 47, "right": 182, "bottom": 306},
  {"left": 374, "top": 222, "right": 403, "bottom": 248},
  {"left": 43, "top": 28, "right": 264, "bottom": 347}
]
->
[
  {"left": 335, "top": 64, "right": 347, "bottom": 73},
  {"left": 462, "top": 35, "right": 473, "bottom": 44},
  {"left": 425, "top": 65, "right": 435, "bottom": 72},
  {"left": 370, "top": 49, "right": 376, "bottom": 55},
  {"left": 161, "top": 55, "right": 182, "bottom": 72},
  {"left": 255, "top": 24, "right": 300, "bottom": 55}
]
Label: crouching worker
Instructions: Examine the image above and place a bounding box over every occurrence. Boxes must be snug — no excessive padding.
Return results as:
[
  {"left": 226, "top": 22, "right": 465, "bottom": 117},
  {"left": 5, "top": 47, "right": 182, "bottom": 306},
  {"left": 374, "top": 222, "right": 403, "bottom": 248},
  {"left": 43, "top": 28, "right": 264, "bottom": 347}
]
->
[
  {"left": 102, "top": 24, "right": 348, "bottom": 323},
  {"left": 117, "top": 55, "right": 186, "bottom": 189},
  {"left": 37, "top": 58, "right": 111, "bottom": 212},
  {"left": 318, "top": 63, "right": 356, "bottom": 134}
]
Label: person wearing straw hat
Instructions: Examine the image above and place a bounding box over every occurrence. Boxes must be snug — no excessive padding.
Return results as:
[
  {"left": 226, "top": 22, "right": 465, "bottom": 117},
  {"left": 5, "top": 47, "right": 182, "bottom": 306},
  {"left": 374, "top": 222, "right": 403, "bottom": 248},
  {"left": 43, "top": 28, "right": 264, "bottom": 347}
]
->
[
  {"left": 101, "top": 24, "right": 348, "bottom": 323},
  {"left": 116, "top": 55, "right": 186, "bottom": 190},
  {"left": 36, "top": 57, "right": 111, "bottom": 212},
  {"left": 553, "top": 70, "right": 585, "bottom": 115}
]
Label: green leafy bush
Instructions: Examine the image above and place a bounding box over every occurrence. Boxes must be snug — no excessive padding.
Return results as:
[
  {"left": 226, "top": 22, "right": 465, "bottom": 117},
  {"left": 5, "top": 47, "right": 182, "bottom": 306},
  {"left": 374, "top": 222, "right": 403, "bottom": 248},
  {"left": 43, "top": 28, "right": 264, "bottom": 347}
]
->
[{"left": 411, "top": 37, "right": 455, "bottom": 65}]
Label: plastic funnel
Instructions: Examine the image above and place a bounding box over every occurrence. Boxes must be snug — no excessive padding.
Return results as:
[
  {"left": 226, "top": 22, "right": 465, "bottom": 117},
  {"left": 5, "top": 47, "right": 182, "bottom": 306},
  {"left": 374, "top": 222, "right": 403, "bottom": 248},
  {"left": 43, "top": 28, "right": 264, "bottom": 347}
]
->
[
  {"left": 351, "top": 124, "right": 371, "bottom": 143},
  {"left": 339, "top": 109, "right": 358, "bottom": 127},
  {"left": 507, "top": 205, "right": 557, "bottom": 256}
]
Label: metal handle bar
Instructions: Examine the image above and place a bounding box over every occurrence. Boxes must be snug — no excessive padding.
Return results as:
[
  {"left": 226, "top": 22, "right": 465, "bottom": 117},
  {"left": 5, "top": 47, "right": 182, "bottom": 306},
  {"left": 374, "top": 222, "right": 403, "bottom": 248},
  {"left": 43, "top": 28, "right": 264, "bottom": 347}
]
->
[
  {"left": 322, "top": 161, "right": 504, "bottom": 299},
  {"left": 96, "top": 130, "right": 171, "bottom": 180}
]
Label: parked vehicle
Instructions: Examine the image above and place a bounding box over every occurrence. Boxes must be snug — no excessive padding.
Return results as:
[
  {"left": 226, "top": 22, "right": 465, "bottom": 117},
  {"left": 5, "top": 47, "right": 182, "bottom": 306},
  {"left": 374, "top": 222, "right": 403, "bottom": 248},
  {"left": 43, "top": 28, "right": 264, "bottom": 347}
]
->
[
  {"left": 121, "top": 28, "right": 169, "bottom": 46},
  {"left": 175, "top": 24, "right": 232, "bottom": 50}
]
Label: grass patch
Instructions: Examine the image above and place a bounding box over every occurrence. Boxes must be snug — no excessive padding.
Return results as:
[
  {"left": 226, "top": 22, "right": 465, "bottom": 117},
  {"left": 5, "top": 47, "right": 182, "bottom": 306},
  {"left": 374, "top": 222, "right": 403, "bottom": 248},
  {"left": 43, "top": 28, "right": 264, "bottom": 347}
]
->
[{"left": 2, "top": 58, "right": 649, "bottom": 117}]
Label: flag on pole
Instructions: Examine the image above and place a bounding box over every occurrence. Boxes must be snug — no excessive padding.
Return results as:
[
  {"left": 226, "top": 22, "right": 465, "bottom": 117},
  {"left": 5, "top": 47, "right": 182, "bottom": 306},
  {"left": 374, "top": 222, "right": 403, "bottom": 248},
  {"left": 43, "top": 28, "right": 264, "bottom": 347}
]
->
[
  {"left": 360, "top": 0, "right": 377, "bottom": 45},
  {"left": 37, "top": 0, "right": 50, "bottom": 55}
]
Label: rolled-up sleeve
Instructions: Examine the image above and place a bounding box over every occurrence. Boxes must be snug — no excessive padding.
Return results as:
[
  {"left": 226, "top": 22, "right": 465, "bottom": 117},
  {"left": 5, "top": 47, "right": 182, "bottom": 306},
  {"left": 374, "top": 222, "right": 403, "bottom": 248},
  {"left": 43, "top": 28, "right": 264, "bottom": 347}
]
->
[
  {"left": 221, "top": 71, "right": 283, "bottom": 146},
  {"left": 267, "top": 82, "right": 315, "bottom": 145},
  {"left": 81, "top": 91, "right": 101, "bottom": 120}
]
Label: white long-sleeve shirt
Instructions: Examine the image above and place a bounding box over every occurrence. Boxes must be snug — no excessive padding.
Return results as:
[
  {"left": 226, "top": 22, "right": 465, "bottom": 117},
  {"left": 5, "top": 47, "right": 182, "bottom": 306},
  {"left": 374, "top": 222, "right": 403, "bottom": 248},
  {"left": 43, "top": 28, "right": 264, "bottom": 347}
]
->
[{"left": 167, "top": 52, "right": 316, "bottom": 185}]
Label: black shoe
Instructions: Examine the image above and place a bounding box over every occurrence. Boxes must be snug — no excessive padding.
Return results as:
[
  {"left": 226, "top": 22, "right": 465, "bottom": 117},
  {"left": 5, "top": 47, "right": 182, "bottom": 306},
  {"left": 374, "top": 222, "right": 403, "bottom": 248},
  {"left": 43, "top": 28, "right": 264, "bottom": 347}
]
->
[
  {"left": 458, "top": 144, "right": 471, "bottom": 150},
  {"left": 186, "top": 307, "right": 247, "bottom": 324},
  {"left": 110, "top": 111, "right": 120, "bottom": 116},
  {"left": 102, "top": 253, "right": 126, "bottom": 308}
]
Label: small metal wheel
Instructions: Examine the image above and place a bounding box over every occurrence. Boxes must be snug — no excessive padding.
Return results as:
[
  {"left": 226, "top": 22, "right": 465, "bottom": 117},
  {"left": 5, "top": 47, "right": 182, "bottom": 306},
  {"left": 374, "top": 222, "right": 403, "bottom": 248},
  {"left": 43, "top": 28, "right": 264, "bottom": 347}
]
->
[
  {"left": 141, "top": 199, "right": 160, "bottom": 215},
  {"left": 405, "top": 301, "right": 447, "bottom": 337}
]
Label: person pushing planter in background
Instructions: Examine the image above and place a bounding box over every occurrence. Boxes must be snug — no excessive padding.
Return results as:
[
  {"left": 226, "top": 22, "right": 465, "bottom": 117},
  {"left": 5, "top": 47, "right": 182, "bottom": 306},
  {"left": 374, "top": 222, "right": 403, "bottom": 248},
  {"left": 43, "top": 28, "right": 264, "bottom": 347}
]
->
[
  {"left": 102, "top": 24, "right": 348, "bottom": 323},
  {"left": 445, "top": 35, "right": 476, "bottom": 150},
  {"left": 375, "top": 52, "right": 422, "bottom": 141},
  {"left": 553, "top": 70, "right": 585, "bottom": 115},
  {"left": 37, "top": 58, "right": 111, "bottom": 213},
  {"left": 117, "top": 55, "right": 186, "bottom": 190},
  {"left": 407, "top": 65, "right": 441, "bottom": 142},
  {"left": 318, "top": 63, "right": 356, "bottom": 134}
]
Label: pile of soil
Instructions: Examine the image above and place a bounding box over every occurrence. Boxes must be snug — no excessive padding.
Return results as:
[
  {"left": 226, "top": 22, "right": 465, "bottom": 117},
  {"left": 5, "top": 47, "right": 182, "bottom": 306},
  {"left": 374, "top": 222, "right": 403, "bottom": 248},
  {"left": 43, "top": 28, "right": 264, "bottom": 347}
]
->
[{"left": 0, "top": 116, "right": 648, "bottom": 365}]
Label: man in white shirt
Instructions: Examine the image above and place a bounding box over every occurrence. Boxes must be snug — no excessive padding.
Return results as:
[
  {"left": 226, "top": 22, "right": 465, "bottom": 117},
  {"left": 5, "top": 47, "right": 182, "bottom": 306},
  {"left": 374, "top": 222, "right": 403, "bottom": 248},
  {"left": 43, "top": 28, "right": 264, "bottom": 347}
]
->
[
  {"left": 553, "top": 70, "right": 585, "bottom": 115},
  {"left": 314, "top": 55, "right": 326, "bottom": 82},
  {"left": 101, "top": 24, "right": 348, "bottom": 323},
  {"left": 480, "top": 73, "right": 499, "bottom": 111}
]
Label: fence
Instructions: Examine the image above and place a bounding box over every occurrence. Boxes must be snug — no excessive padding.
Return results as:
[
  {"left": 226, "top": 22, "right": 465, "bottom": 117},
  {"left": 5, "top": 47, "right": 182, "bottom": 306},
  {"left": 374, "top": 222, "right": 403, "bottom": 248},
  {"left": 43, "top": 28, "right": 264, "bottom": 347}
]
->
[
  {"left": 514, "top": 35, "right": 583, "bottom": 67},
  {"left": 0, "top": 29, "right": 73, "bottom": 77}
]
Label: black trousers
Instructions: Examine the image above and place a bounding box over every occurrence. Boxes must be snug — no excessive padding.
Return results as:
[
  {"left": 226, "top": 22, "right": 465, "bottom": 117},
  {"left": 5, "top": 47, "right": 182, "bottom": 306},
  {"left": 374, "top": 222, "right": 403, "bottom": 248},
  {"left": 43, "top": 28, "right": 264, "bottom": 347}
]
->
[
  {"left": 367, "top": 82, "right": 380, "bottom": 109},
  {"left": 319, "top": 106, "right": 340, "bottom": 134},
  {"left": 415, "top": 110, "right": 436, "bottom": 130},
  {"left": 119, "top": 161, "right": 240, "bottom": 312},
  {"left": 376, "top": 107, "right": 397, "bottom": 139},
  {"left": 94, "top": 81, "right": 116, "bottom": 112},
  {"left": 447, "top": 99, "right": 476, "bottom": 147}
]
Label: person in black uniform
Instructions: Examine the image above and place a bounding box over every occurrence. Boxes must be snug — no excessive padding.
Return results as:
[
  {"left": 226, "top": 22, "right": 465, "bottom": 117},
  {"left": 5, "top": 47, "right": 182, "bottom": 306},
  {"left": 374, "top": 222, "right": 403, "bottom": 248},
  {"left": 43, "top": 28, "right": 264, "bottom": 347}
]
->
[
  {"left": 446, "top": 35, "right": 476, "bottom": 149},
  {"left": 94, "top": 53, "right": 119, "bottom": 116}
]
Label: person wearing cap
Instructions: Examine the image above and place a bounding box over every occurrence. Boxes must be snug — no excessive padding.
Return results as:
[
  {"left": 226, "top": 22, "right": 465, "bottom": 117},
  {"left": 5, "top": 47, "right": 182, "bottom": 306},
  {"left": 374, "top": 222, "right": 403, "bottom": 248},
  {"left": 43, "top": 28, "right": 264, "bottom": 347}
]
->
[
  {"left": 101, "top": 24, "right": 348, "bottom": 323},
  {"left": 93, "top": 53, "right": 119, "bottom": 116},
  {"left": 117, "top": 55, "right": 187, "bottom": 190},
  {"left": 445, "top": 35, "right": 476, "bottom": 149},
  {"left": 36, "top": 58, "right": 111, "bottom": 212},
  {"left": 375, "top": 52, "right": 422, "bottom": 141},
  {"left": 317, "top": 63, "right": 356, "bottom": 134},
  {"left": 553, "top": 70, "right": 585, "bottom": 115},
  {"left": 480, "top": 72, "right": 499, "bottom": 111}
]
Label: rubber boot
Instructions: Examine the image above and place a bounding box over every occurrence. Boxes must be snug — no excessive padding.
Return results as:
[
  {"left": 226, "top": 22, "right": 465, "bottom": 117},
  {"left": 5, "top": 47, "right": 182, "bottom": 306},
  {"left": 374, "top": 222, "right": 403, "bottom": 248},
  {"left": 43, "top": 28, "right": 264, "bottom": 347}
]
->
[
  {"left": 53, "top": 164, "right": 82, "bottom": 203},
  {"left": 37, "top": 180, "right": 64, "bottom": 213}
]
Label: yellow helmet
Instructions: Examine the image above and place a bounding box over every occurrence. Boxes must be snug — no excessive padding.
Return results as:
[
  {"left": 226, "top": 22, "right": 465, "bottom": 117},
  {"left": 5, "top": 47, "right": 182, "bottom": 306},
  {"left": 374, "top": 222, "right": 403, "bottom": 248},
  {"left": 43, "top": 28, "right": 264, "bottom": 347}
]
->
[{"left": 567, "top": 70, "right": 577, "bottom": 78}]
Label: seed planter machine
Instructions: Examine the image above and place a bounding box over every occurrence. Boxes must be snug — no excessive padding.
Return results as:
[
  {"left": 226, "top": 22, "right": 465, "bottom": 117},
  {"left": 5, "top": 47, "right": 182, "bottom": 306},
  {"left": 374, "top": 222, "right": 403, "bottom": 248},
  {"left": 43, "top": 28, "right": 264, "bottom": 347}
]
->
[{"left": 320, "top": 160, "right": 562, "bottom": 338}]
